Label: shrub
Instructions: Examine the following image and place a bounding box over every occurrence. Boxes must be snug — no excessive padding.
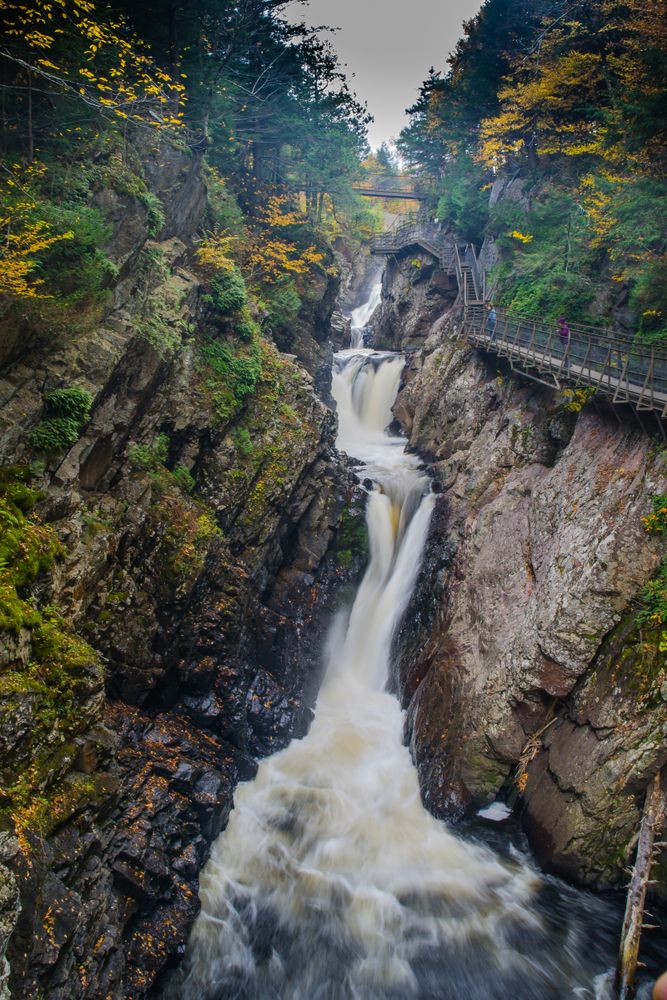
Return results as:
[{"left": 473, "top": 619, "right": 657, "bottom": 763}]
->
[
  {"left": 28, "top": 386, "right": 92, "bottom": 452},
  {"left": 128, "top": 433, "right": 169, "bottom": 471},
  {"left": 44, "top": 387, "right": 92, "bottom": 422},
  {"left": 641, "top": 494, "right": 667, "bottom": 535},
  {"left": 201, "top": 335, "right": 262, "bottom": 422},
  {"left": 138, "top": 191, "right": 166, "bottom": 237},
  {"left": 37, "top": 202, "right": 117, "bottom": 309},
  {"left": 235, "top": 306, "right": 260, "bottom": 342},
  {"left": 28, "top": 418, "right": 82, "bottom": 451},
  {"left": 171, "top": 464, "right": 195, "bottom": 493},
  {"left": 205, "top": 267, "right": 247, "bottom": 316},
  {"left": 232, "top": 427, "right": 253, "bottom": 458}
]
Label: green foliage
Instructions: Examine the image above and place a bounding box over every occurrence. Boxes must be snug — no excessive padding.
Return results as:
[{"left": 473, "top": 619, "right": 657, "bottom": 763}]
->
[
  {"left": 235, "top": 305, "right": 260, "bottom": 342},
  {"left": 636, "top": 560, "right": 667, "bottom": 651},
  {"left": 128, "top": 433, "right": 170, "bottom": 471},
  {"left": 399, "top": 0, "right": 667, "bottom": 335},
  {"left": 336, "top": 506, "right": 369, "bottom": 570},
  {"left": 0, "top": 466, "right": 105, "bottom": 829},
  {"left": 133, "top": 277, "right": 187, "bottom": 357},
  {"left": 488, "top": 186, "right": 600, "bottom": 322},
  {"left": 151, "top": 487, "right": 223, "bottom": 588},
  {"left": 171, "top": 464, "right": 196, "bottom": 493},
  {"left": 0, "top": 470, "right": 62, "bottom": 631},
  {"left": 44, "top": 387, "right": 92, "bottom": 422},
  {"left": 37, "top": 201, "right": 117, "bottom": 310},
  {"left": 138, "top": 191, "right": 166, "bottom": 237},
  {"left": 205, "top": 267, "right": 248, "bottom": 317},
  {"left": 632, "top": 256, "right": 667, "bottom": 344},
  {"left": 436, "top": 155, "right": 490, "bottom": 242},
  {"left": 28, "top": 386, "right": 92, "bottom": 452},
  {"left": 27, "top": 418, "right": 81, "bottom": 452},
  {"left": 204, "top": 163, "right": 244, "bottom": 232},
  {"left": 232, "top": 427, "right": 253, "bottom": 458},
  {"left": 642, "top": 494, "right": 667, "bottom": 535},
  {"left": 200, "top": 334, "right": 263, "bottom": 423},
  {"left": 265, "top": 279, "right": 302, "bottom": 334}
]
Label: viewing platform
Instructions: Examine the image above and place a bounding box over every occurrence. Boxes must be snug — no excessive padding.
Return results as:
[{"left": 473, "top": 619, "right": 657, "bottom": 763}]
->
[{"left": 371, "top": 216, "right": 667, "bottom": 427}]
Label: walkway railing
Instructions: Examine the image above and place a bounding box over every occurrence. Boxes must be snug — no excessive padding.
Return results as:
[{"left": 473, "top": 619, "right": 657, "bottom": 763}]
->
[
  {"left": 352, "top": 177, "right": 432, "bottom": 201},
  {"left": 371, "top": 217, "right": 485, "bottom": 305},
  {"left": 464, "top": 307, "right": 667, "bottom": 420},
  {"left": 371, "top": 218, "right": 667, "bottom": 422}
]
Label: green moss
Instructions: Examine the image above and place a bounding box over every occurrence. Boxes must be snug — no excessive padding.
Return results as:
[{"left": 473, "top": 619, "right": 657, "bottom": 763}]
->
[
  {"left": 149, "top": 480, "right": 223, "bottom": 589},
  {"left": 133, "top": 277, "right": 187, "bottom": 357},
  {"left": 8, "top": 771, "right": 115, "bottom": 840},
  {"left": 0, "top": 480, "right": 103, "bottom": 835},
  {"left": 0, "top": 475, "right": 62, "bottom": 631},
  {"left": 337, "top": 506, "right": 369, "bottom": 562}
]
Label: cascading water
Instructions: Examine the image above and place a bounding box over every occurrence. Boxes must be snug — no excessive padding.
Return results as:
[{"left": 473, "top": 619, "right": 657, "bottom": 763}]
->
[
  {"left": 170, "top": 289, "right": 651, "bottom": 1000},
  {"left": 349, "top": 279, "right": 382, "bottom": 348}
]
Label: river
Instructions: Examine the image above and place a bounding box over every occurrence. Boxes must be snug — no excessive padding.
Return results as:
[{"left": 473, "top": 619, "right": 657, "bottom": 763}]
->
[{"left": 168, "top": 284, "right": 657, "bottom": 1000}]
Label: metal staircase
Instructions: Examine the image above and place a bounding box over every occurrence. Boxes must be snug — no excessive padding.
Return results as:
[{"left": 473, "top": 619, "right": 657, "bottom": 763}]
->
[{"left": 370, "top": 217, "right": 667, "bottom": 425}]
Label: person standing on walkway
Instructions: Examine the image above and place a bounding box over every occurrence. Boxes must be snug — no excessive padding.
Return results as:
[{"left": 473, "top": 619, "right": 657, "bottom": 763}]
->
[
  {"left": 486, "top": 303, "right": 497, "bottom": 341},
  {"left": 558, "top": 316, "right": 571, "bottom": 368}
]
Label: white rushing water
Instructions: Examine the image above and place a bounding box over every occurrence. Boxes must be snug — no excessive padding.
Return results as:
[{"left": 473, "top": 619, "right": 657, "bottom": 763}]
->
[
  {"left": 349, "top": 280, "right": 382, "bottom": 349},
  {"left": 172, "top": 297, "right": 626, "bottom": 999}
]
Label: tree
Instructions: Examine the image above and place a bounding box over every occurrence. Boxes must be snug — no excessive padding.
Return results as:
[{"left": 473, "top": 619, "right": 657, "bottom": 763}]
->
[{"left": 0, "top": 0, "right": 185, "bottom": 161}]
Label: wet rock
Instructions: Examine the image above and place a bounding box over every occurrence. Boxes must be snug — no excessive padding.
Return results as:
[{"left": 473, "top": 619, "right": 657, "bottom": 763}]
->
[
  {"left": 380, "top": 252, "right": 667, "bottom": 888},
  {"left": 0, "top": 128, "right": 355, "bottom": 998}
]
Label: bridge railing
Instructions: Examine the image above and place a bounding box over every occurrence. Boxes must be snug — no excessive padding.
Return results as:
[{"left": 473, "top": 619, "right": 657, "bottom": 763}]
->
[
  {"left": 371, "top": 215, "right": 667, "bottom": 418},
  {"left": 464, "top": 307, "right": 667, "bottom": 416}
]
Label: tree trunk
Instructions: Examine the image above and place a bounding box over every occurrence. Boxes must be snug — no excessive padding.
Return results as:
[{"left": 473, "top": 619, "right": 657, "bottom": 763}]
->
[
  {"left": 27, "top": 70, "right": 34, "bottom": 163},
  {"left": 615, "top": 771, "right": 666, "bottom": 1000}
]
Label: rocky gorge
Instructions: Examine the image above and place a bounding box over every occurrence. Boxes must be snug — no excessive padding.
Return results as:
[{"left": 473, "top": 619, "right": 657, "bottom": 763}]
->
[
  {"left": 0, "top": 141, "right": 367, "bottom": 999},
  {"left": 370, "top": 248, "right": 667, "bottom": 891},
  {"left": 0, "top": 143, "right": 665, "bottom": 999}
]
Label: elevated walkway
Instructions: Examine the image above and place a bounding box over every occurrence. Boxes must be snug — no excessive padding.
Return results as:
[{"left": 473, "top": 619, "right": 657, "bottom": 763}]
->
[
  {"left": 352, "top": 186, "right": 425, "bottom": 201},
  {"left": 371, "top": 217, "right": 667, "bottom": 424}
]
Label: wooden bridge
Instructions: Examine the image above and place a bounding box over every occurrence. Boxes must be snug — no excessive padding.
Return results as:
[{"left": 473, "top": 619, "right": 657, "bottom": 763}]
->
[
  {"left": 371, "top": 213, "right": 486, "bottom": 307},
  {"left": 371, "top": 216, "right": 667, "bottom": 425},
  {"left": 352, "top": 185, "right": 425, "bottom": 201},
  {"left": 351, "top": 177, "right": 427, "bottom": 202}
]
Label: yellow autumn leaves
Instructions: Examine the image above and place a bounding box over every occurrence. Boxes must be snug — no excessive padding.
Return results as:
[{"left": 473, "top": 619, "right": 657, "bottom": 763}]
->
[
  {"left": 1, "top": 0, "right": 186, "bottom": 129},
  {"left": 197, "top": 194, "right": 327, "bottom": 286},
  {"left": 0, "top": 165, "right": 73, "bottom": 301},
  {"left": 477, "top": 1, "right": 666, "bottom": 172}
]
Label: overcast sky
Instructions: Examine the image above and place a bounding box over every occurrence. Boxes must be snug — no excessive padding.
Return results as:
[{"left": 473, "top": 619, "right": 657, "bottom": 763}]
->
[{"left": 284, "top": 0, "right": 483, "bottom": 150}]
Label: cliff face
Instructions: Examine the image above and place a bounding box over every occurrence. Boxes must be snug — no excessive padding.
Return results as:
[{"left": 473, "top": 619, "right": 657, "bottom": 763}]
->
[
  {"left": 375, "top": 259, "right": 667, "bottom": 889},
  {"left": 0, "top": 144, "right": 361, "bottom": 998}
]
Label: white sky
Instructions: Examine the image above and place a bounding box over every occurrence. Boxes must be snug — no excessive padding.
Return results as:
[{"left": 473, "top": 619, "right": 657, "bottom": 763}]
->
[{"left": 285, "top": 0, "right": 484, "bottom": 150}]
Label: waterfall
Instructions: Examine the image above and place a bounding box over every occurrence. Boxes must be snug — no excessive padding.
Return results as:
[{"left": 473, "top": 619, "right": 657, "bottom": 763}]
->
[
  {"left": 349, "top": 280, "right": 382, "bottom": 348},
  {"left": 171, "top": 302, "right": 626, "bottom": 999}
]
